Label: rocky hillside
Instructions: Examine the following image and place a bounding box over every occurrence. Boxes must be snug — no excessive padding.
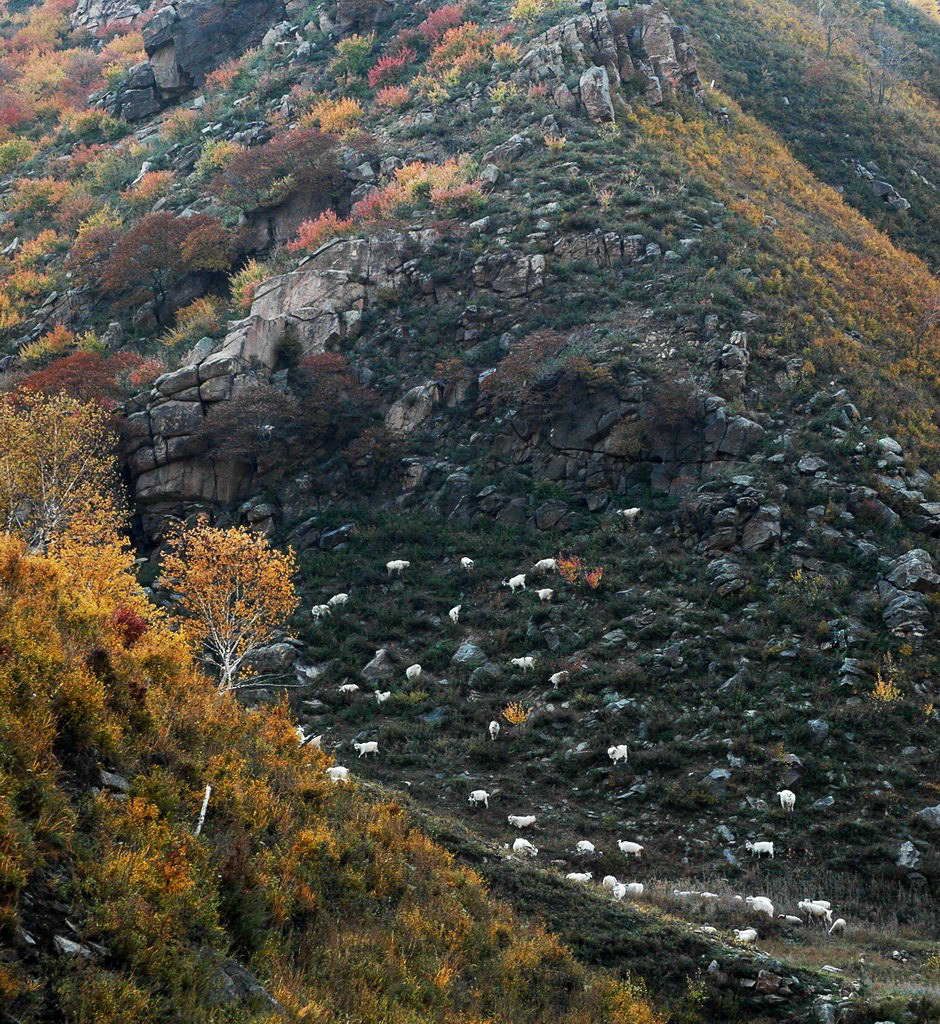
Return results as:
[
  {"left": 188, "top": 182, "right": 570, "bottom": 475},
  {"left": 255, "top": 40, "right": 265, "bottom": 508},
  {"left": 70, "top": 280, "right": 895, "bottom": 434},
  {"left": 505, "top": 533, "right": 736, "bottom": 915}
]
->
[{"left": 1, "top": 0, "right": 940, "bottom": 1019}]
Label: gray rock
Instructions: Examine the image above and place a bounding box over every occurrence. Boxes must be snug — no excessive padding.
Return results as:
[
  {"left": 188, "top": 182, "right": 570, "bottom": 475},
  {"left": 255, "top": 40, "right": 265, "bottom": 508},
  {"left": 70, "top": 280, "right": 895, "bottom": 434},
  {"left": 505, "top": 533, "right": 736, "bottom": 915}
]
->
[
  {"left": 703, "top": 767, "right": 731, "bottom": 785},
  {"left": 54, "top": 936, "right": 94, "bottom": 958},
  {"left": 361, "top": 648, "right": 396, "bottom": 680},
  {"left": 885, "top": 549, "right": 940, "bottom": 592},
  {"left": 811, "top": 795, "right": 835, "bottom": 809},
  {"left": 914, "top": 804, "right": 940, "bottom": 830},
  {"left": 897, "top": 840, "right": 920, "bottom": 868},
  {"left": 578, "top": 65, "right": 615, "bottom": 122},
  {"left": 807, "top": 718, "right": 830, "bottom": 744},
  {"left": 99, "top": 768, "right": 130, "bottom": 793},
  {"left": 798, "top": 454, "right": 827, "bottom": 474},
  {"left": 452, "top": 641, "right": 487, "bottom": 667}
]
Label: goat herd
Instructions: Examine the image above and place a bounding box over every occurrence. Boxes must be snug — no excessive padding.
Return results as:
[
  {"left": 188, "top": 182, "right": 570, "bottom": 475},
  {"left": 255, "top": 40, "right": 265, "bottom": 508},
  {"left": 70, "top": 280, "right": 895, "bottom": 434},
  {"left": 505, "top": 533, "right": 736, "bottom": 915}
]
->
[{"left": 300, "top": 539, "right": 849, "bottom": 950}]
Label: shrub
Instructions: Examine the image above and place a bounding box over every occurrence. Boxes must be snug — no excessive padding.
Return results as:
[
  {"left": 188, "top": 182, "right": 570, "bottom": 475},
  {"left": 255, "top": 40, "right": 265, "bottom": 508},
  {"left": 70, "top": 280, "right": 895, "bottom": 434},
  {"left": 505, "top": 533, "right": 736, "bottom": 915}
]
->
[
  {"left": 331, "top": 32, "right": 375, "bottom": 78},
  {"left": 17, "top": 350, "right": 147, "bottom": 408},
  {"left": 228, "top": 258, "right": 272, "bottom": 312},
  {"left": 375, "top": 84, "right": 411, "bottom": 108},
  {"left": 0, "top": 137, "right": 34, "bottom": 175},
  {"left": 417, "top": 3, "right": 465, "bottom": 42},
  {"left": 60, "top": 108, "right": 126, "bottom": 141},
  {"left": 288, "top": 209, "right": 355, "bottom": 253},
  {"left": 305, "top": 96, "right": 364, "bottom": 133},
  {"left": 367, "top": 47, "right": 416, "bottom": 88},
  {"left": 159, "top": 295, "right": 225, "bottom": 349}
]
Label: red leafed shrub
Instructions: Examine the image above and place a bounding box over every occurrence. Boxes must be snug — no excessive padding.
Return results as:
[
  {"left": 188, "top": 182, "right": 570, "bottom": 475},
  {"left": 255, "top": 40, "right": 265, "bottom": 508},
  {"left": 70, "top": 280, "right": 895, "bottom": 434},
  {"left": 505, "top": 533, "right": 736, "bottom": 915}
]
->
[
  {"left": 367, "top": 47, "right": 416, "bottom": 88},
  {"left": 418, "top": 4, "right": 465, "bottom": 42},
  {"left": 111, "top": 606, "right": 149, "bottom": 646},
  {"left": 287, "top": 209, "right": 353, "bottom": 253},
  {"left": 209, "top": 128, "right": 340, "bottom": 211},
  {"left": 18, "top": 351, "right": 154, "bottom": 409}
]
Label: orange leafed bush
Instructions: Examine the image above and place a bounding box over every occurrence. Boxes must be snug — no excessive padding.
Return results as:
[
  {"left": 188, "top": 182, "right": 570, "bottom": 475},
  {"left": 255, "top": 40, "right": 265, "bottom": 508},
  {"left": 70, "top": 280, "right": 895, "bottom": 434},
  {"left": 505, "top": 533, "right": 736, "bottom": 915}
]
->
[
  {"left": 375, "top": 84, "right": 411, "bottom": 108},
  {"left": 418, "top": 3, "right": 465, "bottom": 41},
  {"left": 305, "top": 96, "right": 364, "bottom": 133},
  {"left": 288, "top": 209, "right": 354, "bottom": 252}
]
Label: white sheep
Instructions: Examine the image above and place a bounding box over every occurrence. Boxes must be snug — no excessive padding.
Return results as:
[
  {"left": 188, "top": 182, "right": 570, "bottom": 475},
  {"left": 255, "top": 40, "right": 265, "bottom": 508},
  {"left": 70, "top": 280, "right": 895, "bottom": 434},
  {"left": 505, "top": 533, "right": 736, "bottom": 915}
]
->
[
  {"left": 777, "top": 789, "right": 796, "bottom": 812},
  {"left": 405, "top": 664, "right": 422, "bottom": 682},
  {"left": 696, "top": 926, "right": 719, "bottom": 936},
  {"left": 608, "top": 744, "right": 629, "bottom": 764},
  {"left": 460, "top": 556, "right": 475, "bottom": 571},
  {"left": 488, "top": 720, "right": 500, "bottom": 741},
  {"left": 326, "top": 766, "right": 350, "bottom": 783},
  {"left": 510, "top": 656, "right": 536, "bottom": 672},
  {"left": 828, "top": 917, "right": 847, "bottom": 936},
  {"left": 311, "top": 604, "right": 332, "bottom": 621},
  {"left": 617, "top": 840, "right": 643, "bottom": 858},
  {"left": 386, "top": 559, "right": 410, "bottom": 576},
  {"left": 449, "top": 604, "right": 461, "bottom": 624},
  {"left": 503, "top": 573, "right": 526, "bottom": 593},
  {"left": 575, "top": 840, "right": 597, "bottom": 856},
  {"left": 745, "top": 840, "right": 774, "bottom": 859},
  {"left": 512, "top": 837, "right": 538, "bottom": 857},
  {"left": 375, "top": 690, "right": 391, "bottom": 704},
  {"left": 733, "top": 928, "right": 758, "bottom": 944},
  {"left": 602, "top": 875, "right": 620, "bottom": 891},
  {"left": 549, "top": 670, "right": 569, "bottom": 686},
  {"left": 507, "top": 814, "right": 536, "bottom": 829},
  {"left": 468, "top": 789, "right": 490, "bottom": 808},
  {"left": 536, "top": 588, "right": 554, "bottom": 602},
  {"left": 624, "top": 882, "right": 644, "bottom": 897},
  {"left": 338, "top": 683, "right": 360, "bottom": 695},
  {"left": 353, "top": 740, "right": 378, "bottom": 758},
  {"left": 798, "top": 900, "right": 833, "bottom": 926},
  {"left": 565, "top": 872, "right": 592, "bottom": 883},
  {"left": 778, "top": 915, "right": 804, "bottom": 927},
  {"left": 615, "top": 508, "right": 641, "bottom": 526},
  {"left": 328, "top": 593, "right": 349, "bottom": 607},
  {"left": 611, "top": 882, "right": 627, "bottom": 901},
  {"left": 745, "top": 896, "right": 774, "bottom": 919}
]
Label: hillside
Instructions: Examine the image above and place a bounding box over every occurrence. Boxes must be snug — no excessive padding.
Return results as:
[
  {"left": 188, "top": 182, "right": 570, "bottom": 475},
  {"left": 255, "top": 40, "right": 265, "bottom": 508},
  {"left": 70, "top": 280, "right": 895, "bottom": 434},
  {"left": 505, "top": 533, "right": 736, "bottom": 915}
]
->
[{"left": 0, "top": 0, "right": 939, "bottom": 1020}]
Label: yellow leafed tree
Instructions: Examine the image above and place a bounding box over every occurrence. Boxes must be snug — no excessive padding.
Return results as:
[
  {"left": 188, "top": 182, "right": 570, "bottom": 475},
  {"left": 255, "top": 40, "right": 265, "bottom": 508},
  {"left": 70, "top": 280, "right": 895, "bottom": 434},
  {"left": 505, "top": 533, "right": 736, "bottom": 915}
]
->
[
  {"left": 0, "top": 390, "right": 119, "bottom": 552},
  {"left": 160, "top": 520, "right": 299, "bottom": 691}
]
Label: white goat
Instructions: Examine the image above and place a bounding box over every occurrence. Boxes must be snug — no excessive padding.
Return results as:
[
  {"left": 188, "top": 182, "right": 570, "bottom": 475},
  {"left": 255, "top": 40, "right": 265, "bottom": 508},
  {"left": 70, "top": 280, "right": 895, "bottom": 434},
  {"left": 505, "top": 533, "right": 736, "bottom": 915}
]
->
[
  {"left": 733, "top": 928, "right": 758, "bottom": 944},
  {"left": 608, "top": 744, "right": 629, "bottom": 764},
  {"left": 575, "top": 840, "right": 597, "bottom": 856},
  {"left": 386, "top": 559, "right": 410, "bottom": 576},
  {"left": 745, "top": 840, "right": 774, "bottom": 859},
  {"left": 405, "top": 664, "right": 422, "bottom": 681},
  {"left": 617, "top": 840, "right": 643, "bottom": 858},
  {"left": 745, "top": 896, "right": 774, "bottom": 919},
  {"left": 298, "top": 731, "right": 322, "bottom": 748},
  {"left": 611, "top": 882, "right": 627, "bottom": 901},
  {"left": 532, "top": 558, "right": 557, "bottom": 573},
  {"left": 536, "top": 588, "right": 554, "bottom": 602},
  {"left": 328, "top": 593, "right": 349, "bottom": 607},
  {"left": 468, "top": 789, "right": 490, "bottom": 808},
  {"left": 549, "top": 670, "right": 569, "bottom": 686},
  {"left": 696, "top": 926, "right": 719, "bottom": 936},
  {"left": 512, "top": 837, "right": 538, "bottom": 857},
  {"left": 615, "top": 508, "right": 641, "bottom": 526},
  {"left": 510, "top": 656, "right": 536, "bottom": 672},
  {"left": 449, "top": 604, "right": 461, "bottom": 624},
  {"left": 326, "top": 766, "right": 350, "bottom": 783},
  {"left": 828, "top": 918, "right": 847, "bottom": 936},
  {"left": 566, "top": 872, "right": 592, "bottom": 883},
  {"left": 338, "top": 683, "right": 360, "bottom": 695},
  {"left": 624, "top": 882, "right": 644, "bottom": 897},
  {"left": 375, "top": 690, "right": 391, "bottom": 704},
  {"left": 602, "top": 875, "right": 620, "bottom": 891},
  {"left": 353, "top": 740, "right": 378, "bottom": 758},
  {"left": 777, "top": 789, "right": 796, "bottom": 812},
  {"left": 503, "top": 573, "right": 526, "bottom": 593},
  {"left": 488, "top": 720, "right": 500, "bottom": 741},
  {"left": 460, "top": 556, "right": 475, "bottom": 571},
  {"left": 507, "top": 814, "right": 536, "bottom": 829},
  {"left": 311, "top": 604, "right": 332, "bottom": 621},
  {"left": 778, "top": 915, "right": 804, "bottom": 927}
]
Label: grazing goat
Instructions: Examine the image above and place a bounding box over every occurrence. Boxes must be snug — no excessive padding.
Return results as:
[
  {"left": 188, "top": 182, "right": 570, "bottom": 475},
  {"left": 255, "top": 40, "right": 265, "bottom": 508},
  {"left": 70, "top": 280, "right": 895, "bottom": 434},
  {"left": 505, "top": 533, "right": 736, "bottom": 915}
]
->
[
  {"left": 734, "top": 928, "right": 758, "bottom": 944},
  {"left": 611, "top": 882, "right": 627, "bottom": 901},
  {"left": 311, "top": 604, "right": 332, "bottom": 621},
  {"left": 615, "top": 508, "right": 641, "bottom": 526},
  {"left": 512, "top": 837, "right": 538, "bottom": 857},
  {"left": 617, "top": 840, "right": 643, "bottom": 858},
  {"left": 326, "top": 766, "right": 350, "bottom": 783},
  {"left": 532, "top": 558, "right": 557, "bottom": 573},
  {"left": 536, "top": 588, "right": 554, "bottom": 602},
  {"left": 507, "top": 814, "right": 536, "bottom": 829},
  {"left": 778, "top": 915, "right": 804, "bottom": 927},
  {"left": 338, "top": 683, "right": 359, "bottom": 695},
  {"left": 624, "top": 882, "right": 644, "bottom": 897},
  {"left": 510, "top": 656, "right": 536, "bottom": 672},
  {"left": 746, "top": 896, "right": 774, "bottom": 919},
  {"left": 353, "top": 741, "right": 378, "bottom": 758},
  {"left": 298, "top": 731, "right": 322, "bottom": 748},
  {"left": 575, "top": 840, "right": 597, "bottom": 856},
  {"left": 566, "top": 872, "right": 592, "bottom": 883},
  {"left": 405, "top": 664, "right": 422, "bottom": 681},
  {"left": 745, "top": 840, "right": 774, "bottom": 859},
  {"left": 503, "top": 573, "right": 526, "bottom": 593},
  {"left": 696, "top": 926, "right": 719, "bottom": 936},
  {"left": 386, "top": 559, "right": 410, "bottom": 576},
  {"left": 549, "top": 670, "right": 569, "bottom": 686},
  {"left": 460, "top": 557, "right": 474, "bottom": 570},
  {"left": 328, "top": 593, "right": 349, "bottom": 607},
  {"left": 828, "top": 918, "right": 847, "bottom": 936},
  {"left": 468, "top": 789, "right": 490, "bottom": 808},
  {"left": 375, "top": 691, "right": 391, "bottom": 704},
  {"left": 449, "top": 604, "right": 461, "bottom": 624},
  {"left": 777, "top": 789, "right": 796, "bottom": 812},
  {"left": 488, "top": 720, "right": 500, "bottom": 741},
  {"left": 608, "top": 744, "right": 629, "bottom": 764},
  {"left": 602, "top": 875, "right": 620, "bottom": 891}
]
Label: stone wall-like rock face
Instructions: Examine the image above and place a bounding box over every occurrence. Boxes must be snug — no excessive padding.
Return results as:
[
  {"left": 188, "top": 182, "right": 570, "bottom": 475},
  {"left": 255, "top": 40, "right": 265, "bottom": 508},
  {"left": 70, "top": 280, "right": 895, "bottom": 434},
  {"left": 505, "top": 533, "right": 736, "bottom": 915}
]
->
[
  {"left": 71, "top": 0, "right": 150, "bottom": 33},
  {"left": 123, "top": 230, "right": 440, "bottom": 529}
]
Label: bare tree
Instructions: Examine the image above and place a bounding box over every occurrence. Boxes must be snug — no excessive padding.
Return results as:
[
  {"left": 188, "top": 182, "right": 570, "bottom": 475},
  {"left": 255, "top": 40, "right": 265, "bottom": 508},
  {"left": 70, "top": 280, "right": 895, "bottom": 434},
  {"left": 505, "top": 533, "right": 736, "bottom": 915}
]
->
[{"left": 864, "top": 23, "right": 918, "bottom": 107}]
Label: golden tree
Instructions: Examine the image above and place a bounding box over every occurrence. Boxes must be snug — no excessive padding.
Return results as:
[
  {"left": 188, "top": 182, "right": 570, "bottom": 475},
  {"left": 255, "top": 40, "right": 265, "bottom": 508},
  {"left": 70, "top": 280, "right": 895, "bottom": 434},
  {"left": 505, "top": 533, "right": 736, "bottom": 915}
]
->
[
  {"left": 160, "top": 521, "right": 299, "bottom": 692},
  {"left": 0, "top": 390, "right": 119, "bottom": 552}
]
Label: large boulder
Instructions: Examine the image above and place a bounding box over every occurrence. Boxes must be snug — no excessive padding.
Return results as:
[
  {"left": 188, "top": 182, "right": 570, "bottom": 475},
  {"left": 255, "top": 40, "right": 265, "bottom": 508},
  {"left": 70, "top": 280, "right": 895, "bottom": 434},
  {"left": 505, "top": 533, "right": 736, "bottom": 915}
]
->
[{"left": 579, "top": 66, "right": 615, "bottom": 122}]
